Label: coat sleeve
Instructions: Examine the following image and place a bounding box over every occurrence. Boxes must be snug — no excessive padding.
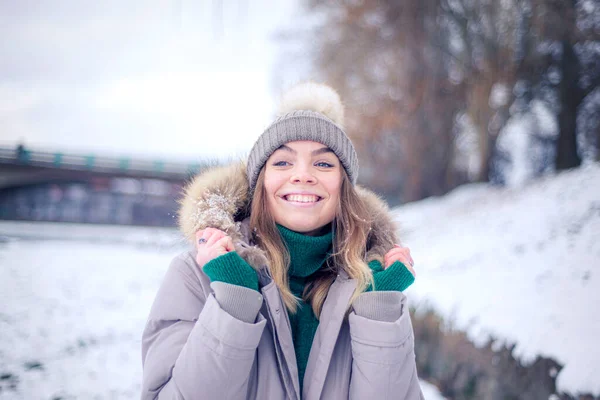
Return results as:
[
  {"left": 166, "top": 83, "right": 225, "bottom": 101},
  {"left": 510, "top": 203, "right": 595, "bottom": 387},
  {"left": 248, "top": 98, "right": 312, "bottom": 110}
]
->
[
  {"left": 140, "top": 253, "right": 267, "bottom": 400},
  {"left": 348, "top": 291, "right": 424, "bottom": 400}
]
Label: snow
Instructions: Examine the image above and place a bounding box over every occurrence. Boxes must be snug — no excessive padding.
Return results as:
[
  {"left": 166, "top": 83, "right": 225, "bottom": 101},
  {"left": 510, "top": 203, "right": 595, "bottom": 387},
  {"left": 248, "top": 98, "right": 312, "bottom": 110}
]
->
[
  {"left": 0, "top": 225, "right": 183, "bottom": 398},
  {"left": 489, "top": 83, "right": 510, "bottom": 108},
  {"left": 420, "top": 381, "right": 447, "bottom": 400},
  {"left": 0, "top": 222, "right": 444, "bottom": 398},
  {"left": 496, "top": 99, "right": 558, "bottom": 188},
  {"left": 454, "top": 112, "right": 482, "bottom": 180},
  {"left": 497, "top": 113, "right": 532, "bottom": 186},
  {"left": 397, "top": 163, "right": 600, "bottom": 395}
]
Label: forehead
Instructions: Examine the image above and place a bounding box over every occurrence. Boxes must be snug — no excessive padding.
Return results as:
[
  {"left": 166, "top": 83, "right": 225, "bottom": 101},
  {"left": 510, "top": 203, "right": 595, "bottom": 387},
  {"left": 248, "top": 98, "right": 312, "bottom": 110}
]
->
[{"left": 272, "top": 141, "right": 336, "bottom": 156}]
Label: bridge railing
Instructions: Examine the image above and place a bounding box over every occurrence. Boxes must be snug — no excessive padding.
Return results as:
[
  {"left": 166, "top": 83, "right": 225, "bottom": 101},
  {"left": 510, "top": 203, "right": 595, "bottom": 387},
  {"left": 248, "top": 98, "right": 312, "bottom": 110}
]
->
[{"left": 0, "top": 146, "right": 205, "bottom": 177}]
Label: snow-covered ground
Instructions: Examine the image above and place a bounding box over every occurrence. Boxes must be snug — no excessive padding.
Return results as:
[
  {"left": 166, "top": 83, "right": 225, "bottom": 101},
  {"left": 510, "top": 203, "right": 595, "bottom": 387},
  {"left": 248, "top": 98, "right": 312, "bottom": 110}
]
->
[
  {"left": 398, "top": 163, "right": 600, "bottom": 395},
  {"left": 0, "top": 223, "right": 183, "bottom": 399},
  {"left": 0, "top": 222, "right": 445, "bottom": 399}
]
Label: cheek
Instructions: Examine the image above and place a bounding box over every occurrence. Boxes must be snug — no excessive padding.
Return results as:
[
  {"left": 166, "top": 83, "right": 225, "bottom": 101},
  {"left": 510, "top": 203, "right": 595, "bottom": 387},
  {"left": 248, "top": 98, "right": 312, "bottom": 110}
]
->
[
  {"left": 264, "top": 182, "right": 275, "bottom": 198},
  {"left": 263, "top": 172, "right": 281, "bottom": 197},
  {"left": 324, "top": 177, "right": 342, "bottom": 208},
  {"left": 263, "top": 172, "right": 286, "bottom": 211}
]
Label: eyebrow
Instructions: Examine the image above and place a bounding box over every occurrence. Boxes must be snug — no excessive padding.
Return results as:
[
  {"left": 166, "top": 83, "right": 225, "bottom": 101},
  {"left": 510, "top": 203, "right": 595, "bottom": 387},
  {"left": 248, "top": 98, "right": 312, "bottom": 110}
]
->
[{"left": 277, "top": 144, "right": 334, "bottom": 156}]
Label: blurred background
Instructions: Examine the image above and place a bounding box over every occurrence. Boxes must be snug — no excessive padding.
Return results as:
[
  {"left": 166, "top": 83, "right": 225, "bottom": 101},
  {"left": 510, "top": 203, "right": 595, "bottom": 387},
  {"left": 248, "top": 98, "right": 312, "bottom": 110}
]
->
[{"left": 0, "top": 0, "right": 598, "bottom": 399}]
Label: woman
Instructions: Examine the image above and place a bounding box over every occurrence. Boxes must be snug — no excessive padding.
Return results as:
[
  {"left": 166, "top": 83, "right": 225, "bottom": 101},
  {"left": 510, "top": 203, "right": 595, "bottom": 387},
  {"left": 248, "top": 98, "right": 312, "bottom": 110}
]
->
[{"left": 141, "top": 83, "right": 423, "bottom": 399}]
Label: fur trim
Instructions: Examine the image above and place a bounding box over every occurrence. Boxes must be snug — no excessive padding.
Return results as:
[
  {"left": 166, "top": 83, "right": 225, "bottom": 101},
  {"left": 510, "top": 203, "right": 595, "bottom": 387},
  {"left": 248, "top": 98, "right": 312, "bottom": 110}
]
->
[
  {"left": 178, "top": 163, "right": 399, "bottom": 268},
  {"left": 278, "top": 82, "right": 345, "bottom": 127},
  {"left": 356, "top": 186, "right": 400, "bottom": 263},
  {"left": 178, "top": 162, "right": 250, "bottom": 243}
]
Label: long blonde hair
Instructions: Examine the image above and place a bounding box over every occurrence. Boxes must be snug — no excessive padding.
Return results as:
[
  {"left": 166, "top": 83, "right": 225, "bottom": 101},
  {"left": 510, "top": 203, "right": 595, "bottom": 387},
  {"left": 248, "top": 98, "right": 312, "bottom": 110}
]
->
[{"left": 249, "top": 167, "right": 374, "bottom": 318}]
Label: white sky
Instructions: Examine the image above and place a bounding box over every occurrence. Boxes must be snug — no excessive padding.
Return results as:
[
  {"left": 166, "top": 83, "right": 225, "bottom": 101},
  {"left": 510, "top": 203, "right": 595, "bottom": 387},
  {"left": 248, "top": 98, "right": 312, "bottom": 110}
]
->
[{"left": 0, "top": 0, "right": 302, "bottom": 161}]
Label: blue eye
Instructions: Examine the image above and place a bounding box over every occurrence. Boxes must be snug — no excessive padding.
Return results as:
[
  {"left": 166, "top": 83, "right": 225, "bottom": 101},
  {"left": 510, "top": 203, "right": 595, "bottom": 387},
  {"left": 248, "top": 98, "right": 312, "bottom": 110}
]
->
[
  {"left": 273, "top": 161, "right": 290, "bottom": 167},
  {"left": 316, "top": 162, "right": 334, "bottom": 168}
]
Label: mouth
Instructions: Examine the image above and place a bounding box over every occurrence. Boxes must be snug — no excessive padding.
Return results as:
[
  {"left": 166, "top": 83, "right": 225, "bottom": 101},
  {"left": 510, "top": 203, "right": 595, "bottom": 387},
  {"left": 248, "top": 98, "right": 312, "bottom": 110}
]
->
[{"left": 281, "top": 194, "right": 323, "bottom": 204}]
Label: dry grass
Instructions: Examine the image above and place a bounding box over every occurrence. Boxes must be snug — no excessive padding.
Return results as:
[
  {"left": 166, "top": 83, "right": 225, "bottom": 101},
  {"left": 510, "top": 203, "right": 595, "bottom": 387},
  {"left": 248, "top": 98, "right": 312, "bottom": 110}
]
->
[{"left": 411, "top": 308, "right": 598, "bottom": 400}]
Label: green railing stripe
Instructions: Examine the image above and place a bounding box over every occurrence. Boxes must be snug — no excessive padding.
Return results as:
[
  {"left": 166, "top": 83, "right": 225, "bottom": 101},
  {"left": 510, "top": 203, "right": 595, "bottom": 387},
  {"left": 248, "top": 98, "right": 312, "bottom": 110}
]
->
[
  {"left": 53, "top": 153, "right": 63, "bottom": 167},
  {"left": 0, "top": 146, "right": 210, "bottom": 177},
  {"left": 85, "top": 155, "right": 95, "bottom": 168},
  {"left": 153, "top": 161, "right": 164, "bottom": 172}
]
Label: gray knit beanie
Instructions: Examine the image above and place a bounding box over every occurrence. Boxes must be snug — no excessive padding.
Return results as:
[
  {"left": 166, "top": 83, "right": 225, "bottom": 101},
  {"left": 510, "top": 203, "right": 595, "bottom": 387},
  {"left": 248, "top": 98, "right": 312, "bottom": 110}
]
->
[{"left": 247, "top": 83, "right": 358, "bottom": 192}]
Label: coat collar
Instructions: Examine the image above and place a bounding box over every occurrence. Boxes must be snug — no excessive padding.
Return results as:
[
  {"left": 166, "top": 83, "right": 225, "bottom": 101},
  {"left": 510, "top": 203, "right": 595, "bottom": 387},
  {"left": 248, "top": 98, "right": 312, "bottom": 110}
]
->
[
  {"left": 303, "top": 276, "right": 357, "bottom": 399},
  {"left": 260, "top": 269, "right": 358, "bottom": 400}
]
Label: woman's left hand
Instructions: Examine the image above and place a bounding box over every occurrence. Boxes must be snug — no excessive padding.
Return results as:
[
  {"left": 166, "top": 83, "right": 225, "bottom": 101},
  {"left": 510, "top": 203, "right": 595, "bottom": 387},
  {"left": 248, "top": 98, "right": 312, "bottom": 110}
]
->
[{"left": 383, "top": 244, "right": 416, "bottom": 277}]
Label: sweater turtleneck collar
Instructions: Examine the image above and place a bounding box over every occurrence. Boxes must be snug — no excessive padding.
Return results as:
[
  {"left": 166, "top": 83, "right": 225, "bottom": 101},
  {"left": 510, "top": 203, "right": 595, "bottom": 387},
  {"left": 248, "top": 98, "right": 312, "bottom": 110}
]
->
[{"left": 276, "top": 224, "right": 333, "bottom": 279}]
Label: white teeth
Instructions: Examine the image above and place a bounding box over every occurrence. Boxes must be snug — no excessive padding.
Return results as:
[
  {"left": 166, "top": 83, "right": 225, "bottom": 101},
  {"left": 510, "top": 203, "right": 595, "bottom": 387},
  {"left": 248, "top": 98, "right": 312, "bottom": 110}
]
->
[{"left": 284, "top": 194, "right": 320, "bottom": 203}]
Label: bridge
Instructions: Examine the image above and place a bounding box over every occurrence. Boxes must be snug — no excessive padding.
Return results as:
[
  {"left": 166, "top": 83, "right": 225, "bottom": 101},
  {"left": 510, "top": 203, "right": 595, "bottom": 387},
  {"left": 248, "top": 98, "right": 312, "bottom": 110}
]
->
[
  {"left": 0, "top": 145, "right": 208, "bottom": 189},
  {"left": 0, "top": 145, "right": 215, "bottom": 226}
]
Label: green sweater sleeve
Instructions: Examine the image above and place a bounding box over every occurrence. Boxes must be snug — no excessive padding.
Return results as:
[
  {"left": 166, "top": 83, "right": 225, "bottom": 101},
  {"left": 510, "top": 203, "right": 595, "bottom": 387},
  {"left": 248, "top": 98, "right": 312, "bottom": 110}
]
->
[
  {"left": 366, "top": 260, "right": 415, "bottom": 292},
  {"left": 202, "top": 251, "right": 259, "bottom": 292}
]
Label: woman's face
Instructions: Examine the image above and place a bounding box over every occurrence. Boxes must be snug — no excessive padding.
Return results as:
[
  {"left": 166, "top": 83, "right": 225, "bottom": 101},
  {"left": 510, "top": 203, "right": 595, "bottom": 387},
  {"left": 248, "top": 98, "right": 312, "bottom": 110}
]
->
[{"left": 263, "top": 141, "right": 342, "bottom": 235}]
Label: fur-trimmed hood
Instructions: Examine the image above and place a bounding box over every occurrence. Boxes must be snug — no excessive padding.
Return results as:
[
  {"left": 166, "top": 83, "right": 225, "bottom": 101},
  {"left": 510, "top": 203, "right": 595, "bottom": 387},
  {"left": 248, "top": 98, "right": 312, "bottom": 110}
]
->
[{"left": 178, "top": 162, "right": 399, "bottom": 270}]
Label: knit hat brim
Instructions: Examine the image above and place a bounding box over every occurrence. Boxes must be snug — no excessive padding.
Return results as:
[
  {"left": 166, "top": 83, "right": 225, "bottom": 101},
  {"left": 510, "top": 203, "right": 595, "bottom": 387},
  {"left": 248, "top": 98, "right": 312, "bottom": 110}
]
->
[{"left": 246, "top": 110, "right": 358, "bottom": 191}]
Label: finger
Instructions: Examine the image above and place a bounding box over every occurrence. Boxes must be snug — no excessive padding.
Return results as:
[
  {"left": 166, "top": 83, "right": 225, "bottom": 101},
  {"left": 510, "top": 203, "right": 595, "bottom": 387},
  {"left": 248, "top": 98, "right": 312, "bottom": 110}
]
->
[
  {"left": 214, "top": 236, "right": 234, "bottom": 253},
  {"left": 392, "top": 244, "right": 412, "bottom": 258},
  {"left": 204, "top": 228, "right": 227, "bottom": 242},
  {"left": 206, "top": 230, "right": 226, "bottom": 247},
  {"left": 195, "top": 229, "right": 209, "bottom": 247},
  {"left": 389, "top": 249, "right": 414, "bottom": 267},
  {"left": 385, "top": 258, "right": 411, "bottom": 269},
  {"left": 223, "top": 236, "right": 235, "bottom": 252},
  {"left": 384, "top": 247, "right": 409, "bottom": 263},
  {"left": 401, "top": 247, "right": 414, "bottom": 265},
  {"left": 385, "top": 254, "right": 413, "bottom": 269},
  {"left": 386, "top": 247, "right": 409, "bottom": 257},
  {"left": 204, "top": 227, "right": 226, "bottom": 236},
  {"left": 399, "top": 246, "right": 414, "bottom": 265}
]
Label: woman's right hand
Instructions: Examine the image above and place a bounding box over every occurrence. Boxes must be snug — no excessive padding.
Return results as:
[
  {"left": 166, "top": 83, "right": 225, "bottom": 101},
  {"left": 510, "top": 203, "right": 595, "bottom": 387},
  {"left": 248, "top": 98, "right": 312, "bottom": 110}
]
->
[{"left": 195, "top": 228, "right": 235, "bottom": 268}]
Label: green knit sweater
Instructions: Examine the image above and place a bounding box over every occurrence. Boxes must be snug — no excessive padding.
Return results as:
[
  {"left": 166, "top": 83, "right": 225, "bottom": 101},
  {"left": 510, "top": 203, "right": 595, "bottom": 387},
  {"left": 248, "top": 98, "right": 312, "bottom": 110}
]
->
[{"left": 202, "top": 225, "right": 415, "bottom": 391}]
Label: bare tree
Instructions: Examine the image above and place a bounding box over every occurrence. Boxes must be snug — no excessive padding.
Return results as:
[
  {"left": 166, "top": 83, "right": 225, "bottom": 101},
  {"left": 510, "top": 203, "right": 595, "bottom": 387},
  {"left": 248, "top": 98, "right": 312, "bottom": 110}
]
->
[{"left": 282, "top": 0, "right": 599, "bottom": 202}]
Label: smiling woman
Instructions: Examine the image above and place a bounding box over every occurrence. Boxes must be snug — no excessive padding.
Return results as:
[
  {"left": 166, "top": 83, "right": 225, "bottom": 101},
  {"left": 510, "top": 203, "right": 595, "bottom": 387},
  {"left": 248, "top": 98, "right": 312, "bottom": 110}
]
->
[{"left": 141, "top": 83, "right": 421, "bottom": 400}]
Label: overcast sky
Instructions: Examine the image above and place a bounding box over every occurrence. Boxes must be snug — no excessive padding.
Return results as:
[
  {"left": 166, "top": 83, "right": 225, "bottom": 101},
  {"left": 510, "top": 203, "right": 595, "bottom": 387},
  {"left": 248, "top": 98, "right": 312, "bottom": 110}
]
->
[{"left": 0, "top": 0, "right": 302, "bottom": 162}]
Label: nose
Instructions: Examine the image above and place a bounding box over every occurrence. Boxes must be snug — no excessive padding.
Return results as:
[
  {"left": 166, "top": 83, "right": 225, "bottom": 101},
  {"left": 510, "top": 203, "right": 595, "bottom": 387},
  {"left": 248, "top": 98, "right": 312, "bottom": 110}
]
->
[{"left": 290, "top": 166, "right": 316, "bottom": 184}]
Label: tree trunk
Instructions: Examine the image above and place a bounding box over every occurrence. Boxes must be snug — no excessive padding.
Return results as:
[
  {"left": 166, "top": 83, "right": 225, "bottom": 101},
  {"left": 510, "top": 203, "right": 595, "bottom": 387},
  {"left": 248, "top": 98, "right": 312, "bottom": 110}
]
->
[{"left": 555, "top": 40, "right": 582, "bottom": 170}]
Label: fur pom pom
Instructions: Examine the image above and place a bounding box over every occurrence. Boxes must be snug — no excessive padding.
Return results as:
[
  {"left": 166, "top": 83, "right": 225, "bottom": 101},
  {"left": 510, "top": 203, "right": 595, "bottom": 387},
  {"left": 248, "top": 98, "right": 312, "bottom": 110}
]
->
[{"left": 277, "top": 82, "right": 345, "bottom": 126}]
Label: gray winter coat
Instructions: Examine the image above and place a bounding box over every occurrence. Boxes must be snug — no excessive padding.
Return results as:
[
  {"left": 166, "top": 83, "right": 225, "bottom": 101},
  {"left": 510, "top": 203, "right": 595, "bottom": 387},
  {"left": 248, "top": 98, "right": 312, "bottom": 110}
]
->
[{"left": 141, "top": 163, "right": 424, "bottom": 400}]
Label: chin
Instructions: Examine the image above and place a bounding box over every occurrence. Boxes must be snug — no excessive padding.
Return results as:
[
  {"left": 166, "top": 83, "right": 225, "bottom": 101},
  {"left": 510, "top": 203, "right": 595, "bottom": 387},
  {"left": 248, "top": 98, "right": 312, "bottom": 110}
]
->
[{"left": 279, "top": 217, "right": 331, "bottom": 235}]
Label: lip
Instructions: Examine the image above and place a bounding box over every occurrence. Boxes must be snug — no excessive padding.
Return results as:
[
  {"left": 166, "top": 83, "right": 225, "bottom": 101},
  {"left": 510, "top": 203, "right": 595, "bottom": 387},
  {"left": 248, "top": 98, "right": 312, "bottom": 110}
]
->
[
  {"left": 280, "top": 191, "right": 323, "bottom": 197},
  {"left": 277, "top": 192, "right": 325, "bottom": 207}
]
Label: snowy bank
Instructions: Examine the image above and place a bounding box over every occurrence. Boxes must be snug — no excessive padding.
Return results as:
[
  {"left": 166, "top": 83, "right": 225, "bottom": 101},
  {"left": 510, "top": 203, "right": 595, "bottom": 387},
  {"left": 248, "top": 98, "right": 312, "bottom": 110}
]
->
[{"left": 396, "top": 163, "right": 600, "bottom": 395}]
